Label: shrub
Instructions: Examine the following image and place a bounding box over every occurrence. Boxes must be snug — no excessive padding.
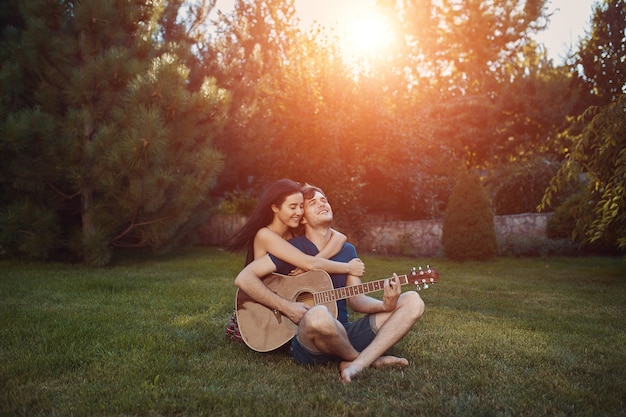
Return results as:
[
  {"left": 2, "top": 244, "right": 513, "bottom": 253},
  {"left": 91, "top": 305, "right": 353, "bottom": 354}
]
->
[
  {"left": 546, "top": 192, "right": 583, "bottom": 240},
  {"left": 442, "top": 165, "right": 498, "bottom": 261},
  {"left": 216, "top": 190, "right": 258, "bottom": 215},
  {"left": 486, "top": 157, "right": 560, "bottom": 215}
]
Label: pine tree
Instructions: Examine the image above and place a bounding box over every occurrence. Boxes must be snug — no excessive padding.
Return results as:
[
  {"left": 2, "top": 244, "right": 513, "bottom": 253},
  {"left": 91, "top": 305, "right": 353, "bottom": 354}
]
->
[
  {"left": 0, "top": 0, "right": 228, "bottom": 265},
  {"left": 442, "top": 164, "right": 498, "bottom": 261}
]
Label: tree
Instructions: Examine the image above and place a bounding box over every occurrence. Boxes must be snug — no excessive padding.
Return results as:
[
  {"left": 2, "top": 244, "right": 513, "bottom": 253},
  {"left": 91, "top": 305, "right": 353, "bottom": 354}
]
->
[
  {"left": 203, "top": 0, "right": 578, "bottom": 228},
  {"left": 442, "top": 164, "right": 498, "bottom": 261},
  {"left": 485, "top": 156, "right": 560, "bottom": 215},
  {"left": 204, "top": 0, "right": 304, "bottom": 195},
  {"left": 542, "top": 94, "right": 626, "bottom": 251},
  {"left": 575, "top": 0, "right": 626, "bottom": 106},
  {"left": 0, "top": 0, "right": 228, "bottom": 265},
  {"left": 541, "top": 0, "right": 626, "bottom": 252},
  {"left": 393, "top": 0, "right": 577, "bottom": 167}
]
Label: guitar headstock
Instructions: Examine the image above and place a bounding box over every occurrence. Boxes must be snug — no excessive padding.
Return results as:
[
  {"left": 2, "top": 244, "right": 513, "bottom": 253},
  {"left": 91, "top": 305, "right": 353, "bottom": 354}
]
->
[{"left": 409, "top": 265, "right": 439, "bottom": 290}]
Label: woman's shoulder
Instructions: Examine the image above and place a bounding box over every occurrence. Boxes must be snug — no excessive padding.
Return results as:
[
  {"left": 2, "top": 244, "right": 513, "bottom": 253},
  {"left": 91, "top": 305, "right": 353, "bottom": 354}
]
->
[
  {"left": 253, "top": 227, "right": 281, "bottom": 250},
  {"left": 255, "top": 226, "right": 275, "bottom": 240}
]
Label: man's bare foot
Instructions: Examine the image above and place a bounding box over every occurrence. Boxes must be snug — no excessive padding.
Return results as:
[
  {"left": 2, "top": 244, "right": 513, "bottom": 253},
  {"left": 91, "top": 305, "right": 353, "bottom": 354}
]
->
[
  {"left": 339, "top": 356, "right": 409, "bottom": 383},
  {"left": 372, "top": 355, "right": 409, "bottom": 369},
  {"left": 339, "top": 361, "right": 364, "bottom": 384}
]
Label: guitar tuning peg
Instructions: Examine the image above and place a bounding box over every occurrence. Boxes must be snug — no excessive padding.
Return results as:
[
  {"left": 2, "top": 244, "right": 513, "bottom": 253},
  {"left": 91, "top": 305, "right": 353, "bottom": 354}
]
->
[
  {"left": 423, "top": 284, "right": 429, "bottom": 289},
  {"left": 426, "top": 264, "right": 431, "bottom": 272},
  {"left": 411, "top": 267, "right": 417, "bottom": 275},
  {"left": 418, "top": 266, "right": 424, "bottom": 275}
]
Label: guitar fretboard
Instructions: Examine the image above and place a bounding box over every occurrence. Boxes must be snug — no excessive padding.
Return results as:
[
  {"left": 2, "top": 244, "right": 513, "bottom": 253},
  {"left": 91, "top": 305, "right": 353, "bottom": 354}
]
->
[{"left": 313, "top": 274, "right": 411, "bottom": 304}]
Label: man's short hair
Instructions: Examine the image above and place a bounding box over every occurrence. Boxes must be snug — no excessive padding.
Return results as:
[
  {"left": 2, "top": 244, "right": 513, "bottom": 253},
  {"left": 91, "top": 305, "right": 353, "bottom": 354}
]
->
[{"left": 302, "top": 184, "right": 325, "bottom": 201}]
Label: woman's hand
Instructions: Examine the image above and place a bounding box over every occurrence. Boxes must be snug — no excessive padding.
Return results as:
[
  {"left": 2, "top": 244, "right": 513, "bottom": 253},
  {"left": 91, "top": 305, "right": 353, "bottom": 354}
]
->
[
  {"left": 289, "top": 267, "right": 306, "bottom": 276},
  {"left": 348, "top": 258, "right": 365, "bottom": 277}
]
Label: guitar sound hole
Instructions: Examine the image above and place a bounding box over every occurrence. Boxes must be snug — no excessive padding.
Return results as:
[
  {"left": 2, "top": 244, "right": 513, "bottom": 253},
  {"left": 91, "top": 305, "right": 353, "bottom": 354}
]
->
[{"left": 296, "top": 292, "right": 315, "bottom": 307}]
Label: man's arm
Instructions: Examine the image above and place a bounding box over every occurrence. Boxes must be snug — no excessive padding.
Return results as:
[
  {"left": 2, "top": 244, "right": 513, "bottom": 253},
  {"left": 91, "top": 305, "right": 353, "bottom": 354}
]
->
[
  {"left": 234, "top": 255, "right": 309, "bottom": 324},
  {"left": 346, "top": 274, "right": 402, "bottom": 314}
]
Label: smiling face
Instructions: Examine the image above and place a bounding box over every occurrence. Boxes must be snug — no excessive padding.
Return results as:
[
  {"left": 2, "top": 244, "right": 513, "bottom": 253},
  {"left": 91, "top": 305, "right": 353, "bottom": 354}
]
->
[
  {"left": 301, "top": 190, "right": 333, "bottom": 228},
  {"left": 271, "top": 192, "right": 304, "bottom": 229}
]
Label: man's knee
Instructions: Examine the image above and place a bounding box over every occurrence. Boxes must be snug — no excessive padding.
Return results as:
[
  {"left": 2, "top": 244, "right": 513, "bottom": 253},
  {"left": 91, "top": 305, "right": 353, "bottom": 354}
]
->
[
  {"left": 300, "top": 305, "right": 336, "bottom": 334},
  {"left": 400, "top": 291, "right": 425, "bottom": 322}
]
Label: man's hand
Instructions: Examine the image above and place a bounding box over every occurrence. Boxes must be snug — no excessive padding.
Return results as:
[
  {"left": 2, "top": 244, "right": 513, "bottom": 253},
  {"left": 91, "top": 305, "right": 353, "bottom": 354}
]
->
[
  {"left": 348, "top": 258, "right": 365, "bottom": 277},
  {"left": 283, "top": 302, "right": 309, "bottom": 324},
  {"left": 381, "top": 273, "right": 402, "bottom": 311}
]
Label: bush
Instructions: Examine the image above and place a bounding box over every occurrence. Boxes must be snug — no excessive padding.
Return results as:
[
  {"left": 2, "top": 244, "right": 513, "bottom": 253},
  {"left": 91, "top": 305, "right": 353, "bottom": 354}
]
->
[
  {"left": 216, "top": 190, "right": 258, "bottom": 215},
  {"left": 442, "top": 165, "right": 498, "bottom": 261},
  {"left": 486, "top": 157, "right": 561, "bottom": 215},
  {"left": 546, "top": 192, "right": 583, "bottom": 240}
]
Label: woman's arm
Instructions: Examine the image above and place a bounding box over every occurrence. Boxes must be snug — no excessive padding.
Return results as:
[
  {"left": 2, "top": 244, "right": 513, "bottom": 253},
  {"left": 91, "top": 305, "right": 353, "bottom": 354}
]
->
[
  {"left": 255, "top": 228, "right": 364, "bottom": 276},
  {"left": 316, "top": 228, "right": 347, "bottom": 259}
]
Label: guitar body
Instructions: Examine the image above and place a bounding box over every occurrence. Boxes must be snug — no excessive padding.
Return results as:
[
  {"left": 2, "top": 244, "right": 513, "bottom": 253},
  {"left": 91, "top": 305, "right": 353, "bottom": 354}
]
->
[{"left": 235, "top": 270, "right": 338, "bottom": 352}]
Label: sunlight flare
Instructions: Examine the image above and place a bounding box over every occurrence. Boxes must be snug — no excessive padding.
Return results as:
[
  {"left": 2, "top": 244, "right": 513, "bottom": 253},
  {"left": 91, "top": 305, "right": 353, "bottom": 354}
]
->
[{"left": 336, "top": 8, "right": 396, "bottom": 68}]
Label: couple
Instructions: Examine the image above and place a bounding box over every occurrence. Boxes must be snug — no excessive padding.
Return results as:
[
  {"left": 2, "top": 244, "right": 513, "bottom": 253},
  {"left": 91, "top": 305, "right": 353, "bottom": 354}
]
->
[{"left": 229, "top": 179, "right": 424, "bottom": 383}]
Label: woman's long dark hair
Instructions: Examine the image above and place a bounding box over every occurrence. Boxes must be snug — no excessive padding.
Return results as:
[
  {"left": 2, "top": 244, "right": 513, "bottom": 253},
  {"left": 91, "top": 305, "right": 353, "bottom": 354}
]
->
[{"left": 228, "top": 179, "right": 302, "bottom": 265}]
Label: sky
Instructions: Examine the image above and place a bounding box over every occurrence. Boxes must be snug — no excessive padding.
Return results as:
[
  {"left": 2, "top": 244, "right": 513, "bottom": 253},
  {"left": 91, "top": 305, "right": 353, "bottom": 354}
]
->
[
  {"left": 533, "top": 0, "right": 597, "bottom": 62},
  {"left": 213, "top": 0, "right": 598, "bottom": 64}
]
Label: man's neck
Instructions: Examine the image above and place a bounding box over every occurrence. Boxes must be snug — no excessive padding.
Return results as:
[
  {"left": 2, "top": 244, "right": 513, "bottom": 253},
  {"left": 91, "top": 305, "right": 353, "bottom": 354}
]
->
[{"left": 304, "top": 225, "right": 332, "bottom": 252}]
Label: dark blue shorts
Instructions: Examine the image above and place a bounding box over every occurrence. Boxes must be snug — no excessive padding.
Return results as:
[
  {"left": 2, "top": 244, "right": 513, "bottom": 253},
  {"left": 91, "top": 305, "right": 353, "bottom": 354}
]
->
[{"left": 289, "top": 315, "right": 377, "bottom": 365}]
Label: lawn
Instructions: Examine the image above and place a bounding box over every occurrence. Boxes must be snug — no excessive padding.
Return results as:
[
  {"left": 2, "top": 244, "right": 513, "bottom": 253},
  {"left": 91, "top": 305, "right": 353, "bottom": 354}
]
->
[{"left": 0, "top": 247, "right": 624, "bottom": 417}]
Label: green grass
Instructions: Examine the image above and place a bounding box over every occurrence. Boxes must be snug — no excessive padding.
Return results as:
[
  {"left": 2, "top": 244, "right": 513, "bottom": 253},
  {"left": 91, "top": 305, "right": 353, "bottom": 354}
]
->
[{"left": 1, "top": 248, "right": 624, "bottom": 417}]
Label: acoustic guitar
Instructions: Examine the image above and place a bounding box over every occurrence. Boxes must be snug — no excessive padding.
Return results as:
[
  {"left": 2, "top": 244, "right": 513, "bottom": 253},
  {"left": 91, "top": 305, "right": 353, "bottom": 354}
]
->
[{"left": 235, "top": 266, "right": 439, "bottom": 352}]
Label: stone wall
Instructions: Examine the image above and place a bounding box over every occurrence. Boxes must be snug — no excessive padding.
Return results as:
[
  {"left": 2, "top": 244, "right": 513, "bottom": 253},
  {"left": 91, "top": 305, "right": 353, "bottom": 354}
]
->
[
  {"left": 198, "top": 214, "right": 248, "bottom": 246},
  {"left": 359, "top": 213, "right": 552, "bottom": 257},
  {"left": 199, "top": 212, "right": 552, "bottom": 257}
]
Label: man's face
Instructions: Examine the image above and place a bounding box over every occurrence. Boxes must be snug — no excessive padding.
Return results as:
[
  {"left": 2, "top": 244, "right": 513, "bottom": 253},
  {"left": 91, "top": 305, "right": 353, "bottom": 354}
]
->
[{"left": 302, "top": 190, "right": 333, "bottom": 227}]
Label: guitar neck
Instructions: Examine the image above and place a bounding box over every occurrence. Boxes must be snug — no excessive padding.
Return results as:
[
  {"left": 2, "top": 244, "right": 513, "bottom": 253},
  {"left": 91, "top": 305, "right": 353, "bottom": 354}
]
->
[{"left": 313, "top": 274, "right": 411, "bottom": 305}]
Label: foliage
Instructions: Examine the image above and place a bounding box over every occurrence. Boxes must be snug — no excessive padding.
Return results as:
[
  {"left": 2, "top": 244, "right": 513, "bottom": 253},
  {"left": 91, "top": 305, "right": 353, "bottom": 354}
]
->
[
  {"left": 205, "top": 0, "right": 574, "bottom": 222},
  {"left": 541, "top": 0, "right": 626, "bottom": 254},
  {"left": 0, "top": 0, "right": 228, "bottom": 265},
  {"left": 542, "top": 94, "right": 626, "bottom": 252},
  {"left": 575, "top": 0, "right": 626, "bottom": 106},
  {"left": 394, "top": 0, "right": 577, "bottom": 166},
  {"left": 485, "top": 156, "right": 560, "bottom": 215},
  {"left": 546, "top": 192, "right": 584, "bottom": 240},
  {"left": 0, "top": 0, "right": 610, "bottom": 263},
  {"left": 216, "top": 190, "right": 258, "bottom": 216},
  {"left": 442, "top": 165, "right": 498, "bottom": 261},
  {"left": 1, "top": 250, "right": 625, "bottom": 416}
]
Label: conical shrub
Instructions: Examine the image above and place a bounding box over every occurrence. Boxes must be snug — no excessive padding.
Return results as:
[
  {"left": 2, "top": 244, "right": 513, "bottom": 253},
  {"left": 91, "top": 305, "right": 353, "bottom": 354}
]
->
[{"left": 442, "top": 164, "right": 497, "bottom": 261}]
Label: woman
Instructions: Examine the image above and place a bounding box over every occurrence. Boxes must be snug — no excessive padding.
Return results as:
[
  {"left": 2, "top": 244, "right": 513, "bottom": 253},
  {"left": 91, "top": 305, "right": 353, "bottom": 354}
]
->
[{"left": 229, "top": 179, "right": 364, "bottom": 275}]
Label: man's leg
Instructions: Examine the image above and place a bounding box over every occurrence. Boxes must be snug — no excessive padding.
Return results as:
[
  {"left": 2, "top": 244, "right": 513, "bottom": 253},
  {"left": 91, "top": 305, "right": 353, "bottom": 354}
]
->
[
  {"left": 340, "top": 291, "right": 424, "bottom": 383},
  {"left": 296, "top": 305, "right": 360, "bottom": 361}
]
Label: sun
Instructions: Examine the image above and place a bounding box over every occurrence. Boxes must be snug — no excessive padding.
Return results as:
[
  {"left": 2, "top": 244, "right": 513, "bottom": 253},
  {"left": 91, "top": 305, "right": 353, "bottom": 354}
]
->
[
  {"left": 335, "top": 9, "right": 396, "bottom": 71},
  {"left": 294, "top": 1, "right": 397, "bottom": 73}
]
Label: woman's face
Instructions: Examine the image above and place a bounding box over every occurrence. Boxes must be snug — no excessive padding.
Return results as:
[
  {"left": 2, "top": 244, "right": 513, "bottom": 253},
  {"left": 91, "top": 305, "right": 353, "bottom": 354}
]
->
[{"left": 272, "top": 192, "right": 304, "bottom": 229}]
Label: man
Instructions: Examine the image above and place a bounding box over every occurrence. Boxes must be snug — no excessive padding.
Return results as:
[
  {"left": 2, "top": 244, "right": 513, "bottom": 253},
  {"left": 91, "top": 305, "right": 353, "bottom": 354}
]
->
[{"left": 234, "top": 184, "right": 425, "bottom": 383}]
